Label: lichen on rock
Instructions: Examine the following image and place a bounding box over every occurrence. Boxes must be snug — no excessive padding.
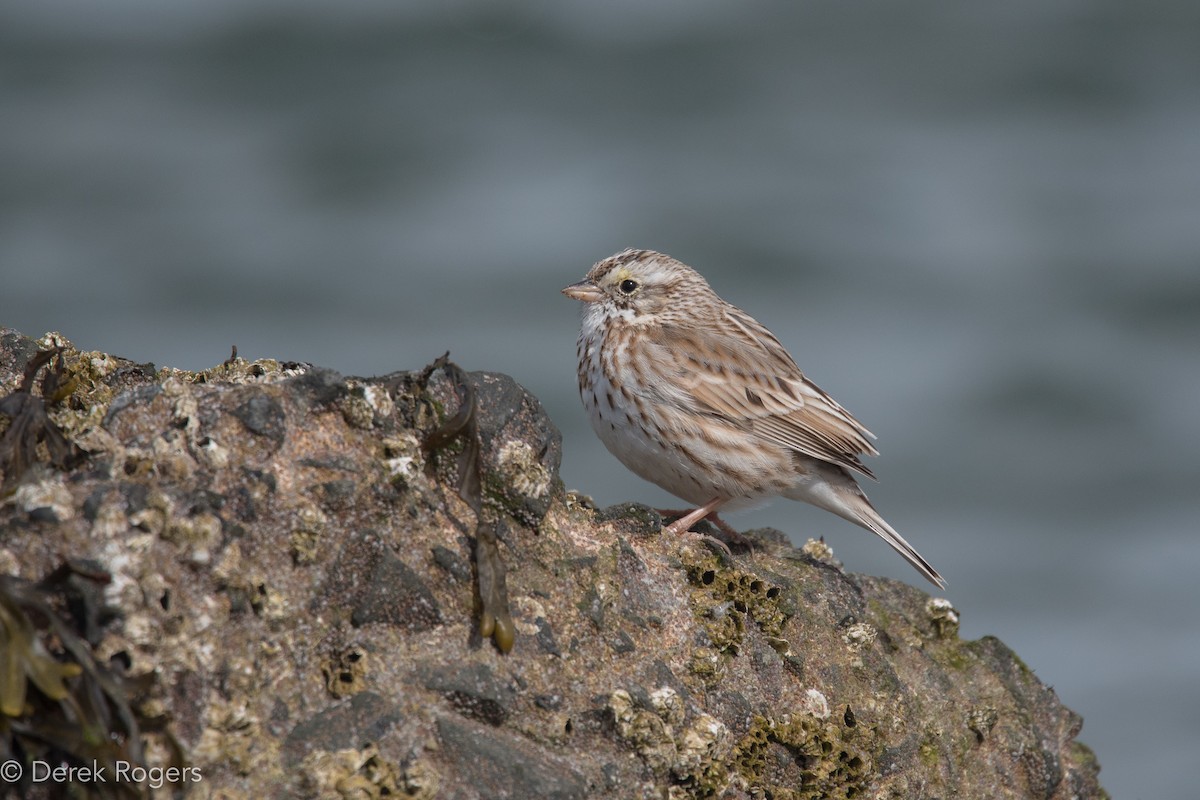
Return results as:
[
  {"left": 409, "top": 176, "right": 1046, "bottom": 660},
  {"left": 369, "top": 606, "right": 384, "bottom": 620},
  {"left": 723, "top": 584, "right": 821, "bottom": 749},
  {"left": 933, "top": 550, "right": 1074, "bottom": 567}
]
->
[{"left": 0, "top": 327, "right": 1108, "bottom": 799}]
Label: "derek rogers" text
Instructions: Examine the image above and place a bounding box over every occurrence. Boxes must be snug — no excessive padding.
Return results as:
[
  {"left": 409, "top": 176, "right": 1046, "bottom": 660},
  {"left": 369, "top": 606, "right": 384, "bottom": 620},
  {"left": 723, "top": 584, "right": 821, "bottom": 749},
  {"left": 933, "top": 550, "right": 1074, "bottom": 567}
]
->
[{"left": 30, "top": 761, "right": 203, "bottom": 789}]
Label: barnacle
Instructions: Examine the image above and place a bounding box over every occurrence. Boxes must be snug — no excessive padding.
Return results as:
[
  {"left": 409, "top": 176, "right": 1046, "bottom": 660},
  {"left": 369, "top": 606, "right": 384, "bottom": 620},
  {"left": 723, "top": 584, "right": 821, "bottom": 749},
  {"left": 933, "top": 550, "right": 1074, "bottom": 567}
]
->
[{"left": 686, "top": 559, "right": 789, "bottom": 657}]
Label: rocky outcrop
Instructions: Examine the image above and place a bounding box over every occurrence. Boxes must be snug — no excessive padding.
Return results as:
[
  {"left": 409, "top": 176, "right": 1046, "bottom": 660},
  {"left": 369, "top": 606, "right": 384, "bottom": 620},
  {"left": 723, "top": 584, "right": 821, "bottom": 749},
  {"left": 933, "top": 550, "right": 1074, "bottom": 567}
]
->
[{"left": 0, "top": 328, "right": 1107, "bottom": 799}]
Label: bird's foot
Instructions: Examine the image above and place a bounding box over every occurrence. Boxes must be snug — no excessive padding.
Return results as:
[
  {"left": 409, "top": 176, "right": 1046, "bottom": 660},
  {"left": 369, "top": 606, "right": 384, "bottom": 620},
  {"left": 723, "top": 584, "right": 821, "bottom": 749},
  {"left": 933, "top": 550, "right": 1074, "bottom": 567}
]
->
[{"left": 657, "top": 506, "right": 753, "bottom": 554}]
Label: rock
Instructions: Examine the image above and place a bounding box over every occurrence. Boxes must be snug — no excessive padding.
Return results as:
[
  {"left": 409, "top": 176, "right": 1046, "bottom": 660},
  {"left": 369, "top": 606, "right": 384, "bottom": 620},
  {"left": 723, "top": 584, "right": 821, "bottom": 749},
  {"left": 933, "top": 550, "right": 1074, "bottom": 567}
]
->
[
  {"left": 0, "top": 327, "right": 1108, "bottom": 800},
  {"left": 283, "top": 691, "right": 402, "bottom": 767},
  {"left": 322, "top": 530, "right": 444, "bottom": 630},
  {"left": 420, "top": 661, "right": 516, "bottom": 726},
  {"left": 232, "top": 393, "right": 287, "bottom": 443},
  {"left": 431, "top": 543, "right": 471, "bottom": 583},
  {"left": 436, "top": 715, "right": 587, "bottom": 800},
  {"left": 534, "top": 616, "right": 561, "bottom": 657}
]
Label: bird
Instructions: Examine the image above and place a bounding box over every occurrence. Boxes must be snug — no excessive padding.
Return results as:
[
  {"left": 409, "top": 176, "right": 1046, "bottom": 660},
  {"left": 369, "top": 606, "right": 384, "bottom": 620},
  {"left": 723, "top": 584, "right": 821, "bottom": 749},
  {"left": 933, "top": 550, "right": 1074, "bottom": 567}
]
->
[{"left": 562, "top": 248, "right": 944, "bottom": 589}]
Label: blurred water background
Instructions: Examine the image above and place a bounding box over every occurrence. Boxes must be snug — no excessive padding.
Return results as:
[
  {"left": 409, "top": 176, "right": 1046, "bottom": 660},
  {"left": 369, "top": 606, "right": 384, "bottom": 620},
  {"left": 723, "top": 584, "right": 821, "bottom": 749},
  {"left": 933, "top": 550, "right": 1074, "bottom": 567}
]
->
[{"left": 4, "top": 2, "right": 1199, "bottom": 796}]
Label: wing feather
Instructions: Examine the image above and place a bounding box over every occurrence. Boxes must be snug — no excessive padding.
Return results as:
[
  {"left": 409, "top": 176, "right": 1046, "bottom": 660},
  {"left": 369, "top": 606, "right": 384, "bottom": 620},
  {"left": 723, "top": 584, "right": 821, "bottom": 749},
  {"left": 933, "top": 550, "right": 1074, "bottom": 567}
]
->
[{"left": 639, "top": 309, "right": 880, "bottom": 478}]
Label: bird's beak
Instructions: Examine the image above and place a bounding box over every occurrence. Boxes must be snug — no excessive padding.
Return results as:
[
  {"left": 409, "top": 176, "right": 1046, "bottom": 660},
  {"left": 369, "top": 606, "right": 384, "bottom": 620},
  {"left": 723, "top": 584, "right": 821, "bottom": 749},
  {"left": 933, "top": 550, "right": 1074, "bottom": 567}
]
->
[{"left": 562, "top": 280, "right": 604, "bottom": 303}]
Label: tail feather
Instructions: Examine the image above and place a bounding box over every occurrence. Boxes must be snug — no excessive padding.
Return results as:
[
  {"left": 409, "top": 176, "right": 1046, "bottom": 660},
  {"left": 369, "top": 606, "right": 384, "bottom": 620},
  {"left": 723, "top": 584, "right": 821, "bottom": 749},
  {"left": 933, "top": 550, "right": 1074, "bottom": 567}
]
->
[
  {"left": 843, "top": 498, "right": 945, "bottom": 589},
  {"left": 785, "top": 466, "right": 946, "bottom": 589}
]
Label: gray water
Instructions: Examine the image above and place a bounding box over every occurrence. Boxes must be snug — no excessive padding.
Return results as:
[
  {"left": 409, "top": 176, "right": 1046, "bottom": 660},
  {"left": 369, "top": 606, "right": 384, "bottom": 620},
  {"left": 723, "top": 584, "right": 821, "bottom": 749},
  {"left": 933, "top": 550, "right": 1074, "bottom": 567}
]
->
[{"left": 4, "top": 2, "right": 1199, "bottom": 797}]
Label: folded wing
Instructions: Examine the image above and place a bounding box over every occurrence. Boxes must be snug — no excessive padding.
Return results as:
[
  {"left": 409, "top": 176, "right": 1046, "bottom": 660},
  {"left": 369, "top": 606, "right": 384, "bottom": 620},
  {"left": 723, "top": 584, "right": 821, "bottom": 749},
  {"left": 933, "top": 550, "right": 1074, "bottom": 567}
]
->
[{"left": 640, "top": 307, "right": 880, "bottom": 479}]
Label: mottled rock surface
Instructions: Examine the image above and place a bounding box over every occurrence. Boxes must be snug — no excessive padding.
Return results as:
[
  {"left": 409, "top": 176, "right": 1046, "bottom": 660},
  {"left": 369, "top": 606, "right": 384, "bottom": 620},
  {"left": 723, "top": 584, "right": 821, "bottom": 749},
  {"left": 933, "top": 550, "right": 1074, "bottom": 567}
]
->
[{"left": 0, "top": 328, "right": 1107, "bottom": 799}]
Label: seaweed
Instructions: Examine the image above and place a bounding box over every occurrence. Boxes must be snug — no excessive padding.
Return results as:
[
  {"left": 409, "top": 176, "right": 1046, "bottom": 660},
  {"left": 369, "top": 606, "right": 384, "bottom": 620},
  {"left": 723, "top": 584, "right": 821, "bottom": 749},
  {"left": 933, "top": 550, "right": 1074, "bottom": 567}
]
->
[
  {"left": 1, "top": 570, "right": 149, "bottom": 799},
  {"left": 0, "top": 347, "right": 86, "bottom": 490},
  {"left": 418, "top": 354, "right": 515, "bottom": 653}
]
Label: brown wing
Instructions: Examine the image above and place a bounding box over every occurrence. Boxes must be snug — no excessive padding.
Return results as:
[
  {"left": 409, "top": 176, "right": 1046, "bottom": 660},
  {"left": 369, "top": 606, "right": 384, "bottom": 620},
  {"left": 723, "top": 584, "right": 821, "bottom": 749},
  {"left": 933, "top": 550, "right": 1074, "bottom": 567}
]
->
[{"left": 640, "top": 307, "right": 880, "bottom": 478}]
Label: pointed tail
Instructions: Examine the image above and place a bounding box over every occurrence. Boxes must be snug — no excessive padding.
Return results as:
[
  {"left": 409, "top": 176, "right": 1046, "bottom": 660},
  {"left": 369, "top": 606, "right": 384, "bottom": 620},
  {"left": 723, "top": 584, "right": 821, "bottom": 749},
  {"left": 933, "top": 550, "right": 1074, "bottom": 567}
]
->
[
  {"left": 843, "top": 495, "right": 945, "bottom": 589},
  {"left": 786, "top": 467, "right": 946, "bottom": 589}
]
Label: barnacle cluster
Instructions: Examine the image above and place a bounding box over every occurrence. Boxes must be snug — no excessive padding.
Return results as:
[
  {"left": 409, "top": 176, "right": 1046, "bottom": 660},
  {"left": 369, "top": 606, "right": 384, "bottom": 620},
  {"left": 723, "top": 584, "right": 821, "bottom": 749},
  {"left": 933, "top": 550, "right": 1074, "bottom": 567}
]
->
[
  {"left": 608, "top": 687, "right": 732, "bottom": 795},
  {"left": 685, "top": 559, "right": 790, "bottom": 657},
  {"left": 609, "top": 685, "right": 873, "bottom": 799},
  {"left": 730, "top": 712, "right": 874, "bottom": 800}
]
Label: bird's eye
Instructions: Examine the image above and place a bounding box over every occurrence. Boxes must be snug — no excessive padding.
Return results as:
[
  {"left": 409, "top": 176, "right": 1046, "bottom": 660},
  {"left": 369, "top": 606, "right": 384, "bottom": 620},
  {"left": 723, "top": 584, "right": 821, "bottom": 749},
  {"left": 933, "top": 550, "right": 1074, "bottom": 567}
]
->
[{"left": 619, "top": 279, "right": 639, "bottom": 294}]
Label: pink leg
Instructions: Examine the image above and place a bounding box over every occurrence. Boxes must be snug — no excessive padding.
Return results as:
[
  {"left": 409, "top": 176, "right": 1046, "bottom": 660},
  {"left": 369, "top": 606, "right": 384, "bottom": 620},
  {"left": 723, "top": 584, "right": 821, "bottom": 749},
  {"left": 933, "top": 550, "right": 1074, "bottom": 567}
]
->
[{"left": 662, "top": 498, "right": 727, "bottom": 536}]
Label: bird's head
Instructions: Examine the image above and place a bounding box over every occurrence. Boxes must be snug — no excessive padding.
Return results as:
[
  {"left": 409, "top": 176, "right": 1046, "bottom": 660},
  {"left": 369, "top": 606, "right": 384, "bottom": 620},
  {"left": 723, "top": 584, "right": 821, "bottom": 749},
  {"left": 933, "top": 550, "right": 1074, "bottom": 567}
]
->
[{"left": 562, "top": 248, "right": 713, "bottom": 324}]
